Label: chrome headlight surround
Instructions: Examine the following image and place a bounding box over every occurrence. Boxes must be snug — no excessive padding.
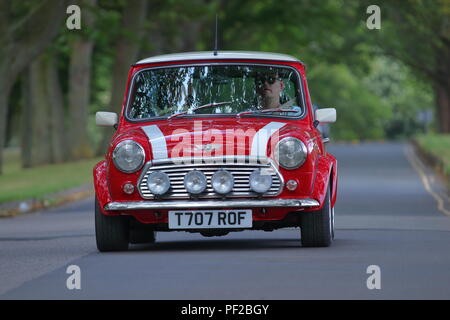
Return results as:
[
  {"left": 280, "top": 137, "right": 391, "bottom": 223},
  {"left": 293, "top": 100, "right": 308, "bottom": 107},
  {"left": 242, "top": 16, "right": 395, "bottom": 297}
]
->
[
  {"left": 211, "top": 170, "right": 234, "bottom": 195},
  {"left": 184, "top": 170, "right": 207, "bottom": 195},
  {"left": 274, "top": 137, "right": 307, "bottom": 170},
  {"left": 147, "top": 171, "right": 170, "bottom": 195},
  {"left": 112, "top": 140, "right": 145, "bottom": 173}
]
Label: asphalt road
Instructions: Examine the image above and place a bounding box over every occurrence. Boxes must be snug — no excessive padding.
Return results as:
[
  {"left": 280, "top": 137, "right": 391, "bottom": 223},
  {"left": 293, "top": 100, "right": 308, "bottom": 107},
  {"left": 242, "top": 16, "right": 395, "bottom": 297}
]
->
[{"left": 1, "top": 142, "right": 450, "bottom": 300}]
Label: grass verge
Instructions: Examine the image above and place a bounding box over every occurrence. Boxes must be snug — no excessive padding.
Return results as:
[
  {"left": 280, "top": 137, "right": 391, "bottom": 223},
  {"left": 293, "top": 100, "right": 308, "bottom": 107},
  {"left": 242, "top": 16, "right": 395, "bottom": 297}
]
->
[
  {"left": 414, "top": 134, "right": 450, "bottom": 186},
  {"left": 0, "top": 148, "right": 103, "bottom": 203}
]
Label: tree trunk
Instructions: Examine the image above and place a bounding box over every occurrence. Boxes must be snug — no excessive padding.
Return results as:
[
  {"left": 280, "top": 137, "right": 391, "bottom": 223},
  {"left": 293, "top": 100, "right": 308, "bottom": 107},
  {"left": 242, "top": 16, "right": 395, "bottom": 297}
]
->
[
  {"left": 21, "top": 74, "right": 32, "bottom": 168},
  {"left": 0, "top": 77, "right": 13, "bottom": 174},
  {"left": 67, "top": 0, "right": 96, "bottom": 160},
  {"left": 435, "top": 82, "right": 450, "bottom": 134},
  {"left": 22, "top": 55, "right": 53, "bottom": 166},
  {"left": 21, "top": 52, "right": 67, "bottom": 167},
  {"left": 176, "top": 21, "right": 203, "bottom": 52},
  {"left": 67, "top": 40, "right": 95, "bottom": 160},
  {"left": 96, "top": 0, "right": 149, "bottom": 156},
  {"left": 0, "top": 0, "right": 69, "bottom": 174},
  {"left": 47, "top": 53, "right": 67, "bottom": 163}
]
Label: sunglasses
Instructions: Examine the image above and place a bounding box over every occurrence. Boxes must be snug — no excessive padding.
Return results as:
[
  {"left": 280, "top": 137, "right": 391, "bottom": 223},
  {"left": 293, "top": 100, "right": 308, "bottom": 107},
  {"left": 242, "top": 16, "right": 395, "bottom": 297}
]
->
[{"left": 256, "top": 76, "right": 281, "bottom": 86}]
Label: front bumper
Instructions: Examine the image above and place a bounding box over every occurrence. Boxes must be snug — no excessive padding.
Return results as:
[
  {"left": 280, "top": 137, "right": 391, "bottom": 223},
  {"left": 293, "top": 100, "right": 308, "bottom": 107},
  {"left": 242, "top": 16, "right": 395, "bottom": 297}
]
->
[{"left": 104, "top": 198, "right": 319, "bottom": 211}]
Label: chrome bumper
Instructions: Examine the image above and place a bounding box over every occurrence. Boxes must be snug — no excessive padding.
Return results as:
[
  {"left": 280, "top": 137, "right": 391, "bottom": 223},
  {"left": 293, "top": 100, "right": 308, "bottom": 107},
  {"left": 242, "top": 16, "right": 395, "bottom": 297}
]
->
[{"left": 104, "top": 199, "right": 319, "bottom": 211}]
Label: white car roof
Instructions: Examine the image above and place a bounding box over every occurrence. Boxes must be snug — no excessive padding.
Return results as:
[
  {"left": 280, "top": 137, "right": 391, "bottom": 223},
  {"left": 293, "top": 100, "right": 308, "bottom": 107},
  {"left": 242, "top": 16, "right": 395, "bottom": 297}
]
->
[{"left": 135, "top": 51, "right": 303, "bottom": 65}]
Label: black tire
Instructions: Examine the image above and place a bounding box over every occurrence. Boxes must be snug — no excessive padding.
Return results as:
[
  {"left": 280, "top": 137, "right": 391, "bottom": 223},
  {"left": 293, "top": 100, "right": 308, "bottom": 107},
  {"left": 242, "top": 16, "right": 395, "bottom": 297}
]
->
[
  {"left": 301, "top": 184, "right": 334, "bottom": 247},
  {"left": 95, "top": 198, "right": 130, "bottom": 252}
]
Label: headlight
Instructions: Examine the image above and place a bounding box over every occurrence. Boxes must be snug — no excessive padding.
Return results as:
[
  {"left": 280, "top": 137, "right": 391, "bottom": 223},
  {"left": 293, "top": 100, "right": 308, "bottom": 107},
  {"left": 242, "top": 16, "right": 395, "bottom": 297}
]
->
[
  {"left": 112, "top": 140, "right": 145, "bottom": 173},
  {"left": 184, "top": 170, "right": 207, "bottom": 195},
  {"left": 211, "top": 170, "right": 234, "bottom": 195},
  {"left": 147, "top": 171, "right": 170, "bottom": 195},
  {"left": 249, "top": 168, "right": 272, "bottom": 194},
  {"left": 274, "top": 137, "right": 307, "bottom": 169}
]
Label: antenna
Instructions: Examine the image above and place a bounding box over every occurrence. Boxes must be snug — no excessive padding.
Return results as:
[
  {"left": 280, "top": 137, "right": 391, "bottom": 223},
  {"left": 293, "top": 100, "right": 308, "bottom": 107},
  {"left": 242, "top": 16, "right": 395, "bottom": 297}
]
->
[{"left": 213, "top": 14, "right": 218, "bottom": 56}]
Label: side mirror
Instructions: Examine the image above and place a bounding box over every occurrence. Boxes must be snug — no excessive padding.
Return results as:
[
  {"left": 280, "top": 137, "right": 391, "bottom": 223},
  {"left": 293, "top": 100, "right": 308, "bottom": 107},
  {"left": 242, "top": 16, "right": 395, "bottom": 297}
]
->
[
  {"left": 96, "top": 112, "right": 118, "bottom": 127},
  {"left": 315, "top": 108, "right": 336, "bottom": 123}
]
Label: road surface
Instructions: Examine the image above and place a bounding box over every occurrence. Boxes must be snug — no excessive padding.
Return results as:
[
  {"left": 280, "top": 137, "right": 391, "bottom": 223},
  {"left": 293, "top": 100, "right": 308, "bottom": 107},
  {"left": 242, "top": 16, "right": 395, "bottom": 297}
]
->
[{"left": 1, "top": 142, "right": 450, "bottom": 299}]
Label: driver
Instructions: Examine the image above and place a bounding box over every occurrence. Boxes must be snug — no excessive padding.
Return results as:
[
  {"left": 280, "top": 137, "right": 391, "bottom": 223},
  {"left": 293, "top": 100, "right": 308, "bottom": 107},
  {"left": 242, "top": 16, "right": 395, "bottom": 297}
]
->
[
  {"left": 255, "top": 71, "right": 301, "bottom": 115},
  {"left": 255, "top": 72, "right": 284, "bottom": 110}
]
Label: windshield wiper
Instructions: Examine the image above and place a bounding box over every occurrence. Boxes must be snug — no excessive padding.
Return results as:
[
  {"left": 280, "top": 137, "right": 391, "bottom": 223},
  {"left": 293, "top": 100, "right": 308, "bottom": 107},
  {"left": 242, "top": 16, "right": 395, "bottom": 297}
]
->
[
  {"left": 236, "top": 108, "right": 299, "bottom": 118},
  {"left": 167, "top": 101, "right": 232, "bottom": 120}
]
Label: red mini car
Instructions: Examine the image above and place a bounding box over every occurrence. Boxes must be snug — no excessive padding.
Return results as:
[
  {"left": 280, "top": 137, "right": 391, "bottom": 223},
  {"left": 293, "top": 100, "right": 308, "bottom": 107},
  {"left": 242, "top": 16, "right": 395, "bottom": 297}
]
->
[{"left": 94, "top": 51, "right": 337, "bottom": 251}]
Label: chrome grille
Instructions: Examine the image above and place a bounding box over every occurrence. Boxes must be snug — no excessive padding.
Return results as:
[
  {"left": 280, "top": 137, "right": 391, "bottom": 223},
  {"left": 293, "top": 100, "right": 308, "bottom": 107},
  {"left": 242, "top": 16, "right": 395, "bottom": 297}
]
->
[{"left": 137, "top": 157, "right": 283, "bottom": 199}]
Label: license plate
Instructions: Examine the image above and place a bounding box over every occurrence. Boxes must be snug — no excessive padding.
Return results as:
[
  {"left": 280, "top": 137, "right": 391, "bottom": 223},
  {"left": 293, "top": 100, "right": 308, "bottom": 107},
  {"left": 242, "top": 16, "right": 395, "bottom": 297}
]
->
[{"left": 168, "top": 210, "right": 252, "bottom": 229}]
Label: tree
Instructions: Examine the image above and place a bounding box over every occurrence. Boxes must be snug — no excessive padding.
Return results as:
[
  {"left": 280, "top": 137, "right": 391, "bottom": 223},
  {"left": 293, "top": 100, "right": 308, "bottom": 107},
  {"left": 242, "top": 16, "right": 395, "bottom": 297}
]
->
[
  {"left": 21, "top": 51, "right": 66, "bottom": 167},
  {"left": 364, "top": 0, "right": 450, "bottom": 133},
  {"left": 219, "top": 0, "right": 370, "bottom": 68},
  {"left": 96, "top": 0, "right": 149, "bottom": 155},
  {"left": 0, "top": 0, "right": 69, "bottom": 174},
  {"left": 67, "top": 0, "right": 97, "bottom": 160},
  {"left": 308, "top": 63, "right": 391, "bottom": 140}
]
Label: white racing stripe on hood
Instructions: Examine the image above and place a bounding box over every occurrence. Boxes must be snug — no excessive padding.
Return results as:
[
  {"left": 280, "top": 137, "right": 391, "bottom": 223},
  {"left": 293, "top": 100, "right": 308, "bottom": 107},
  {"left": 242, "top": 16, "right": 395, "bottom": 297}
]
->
[
  {"left": 250, "top": 122, "right": 286, "bottom": 157},
  {"left": 142, "top": 125, "right": 168, "bottom": 160}
]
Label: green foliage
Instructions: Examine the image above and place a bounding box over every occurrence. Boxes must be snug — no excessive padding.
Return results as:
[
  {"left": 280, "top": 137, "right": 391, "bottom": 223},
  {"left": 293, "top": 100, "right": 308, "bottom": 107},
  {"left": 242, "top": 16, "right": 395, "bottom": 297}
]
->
[
  {"left": 415, "top": 134, "right": 450, "bottom": 175},
  {"left": 363, "top": 57, "right": 434, "bottom": 138},
  {"left": 361, "top": 0, "right": 450, "bottom": 83},
  {"left": 6, "top": 0, "right": 446, "bottom": 155},
  {"left": 308, "top": 64, "right": 391, "bottom": 140},
  {"left": 63, "top": 0, "right": 445, "bottom": 142},
  {"left": 3, "top": 0, "right": 449, "bottom": 206},
  {"left": 0, "top": 148, "right": 102, "bottom": 203}
]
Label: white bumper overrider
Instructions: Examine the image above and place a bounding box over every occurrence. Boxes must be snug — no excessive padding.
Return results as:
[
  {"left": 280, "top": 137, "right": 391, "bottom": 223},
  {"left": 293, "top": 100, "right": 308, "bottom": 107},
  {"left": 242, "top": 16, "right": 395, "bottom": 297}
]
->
[{"left": 104, "top": 199, "right": 319, "bottom": 211}]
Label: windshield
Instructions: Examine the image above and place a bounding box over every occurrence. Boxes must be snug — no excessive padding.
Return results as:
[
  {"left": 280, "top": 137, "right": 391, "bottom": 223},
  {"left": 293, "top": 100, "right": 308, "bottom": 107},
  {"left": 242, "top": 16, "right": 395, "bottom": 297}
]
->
[{"left": 127, "top": 65, "right": 304, "bottom": 120}]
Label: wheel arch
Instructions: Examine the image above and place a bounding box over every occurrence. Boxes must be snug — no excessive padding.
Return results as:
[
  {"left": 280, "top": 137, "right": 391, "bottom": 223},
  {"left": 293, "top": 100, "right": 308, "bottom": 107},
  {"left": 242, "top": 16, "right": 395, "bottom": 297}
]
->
[
  {"left": 93, "top": 160, "right": 113, "bottom": 215},
  {"left": 310, "top": 154, "right": 337, "bottom": 210},
  {"left": 329, "top": 155, "right": 338, "bottom": 208}
]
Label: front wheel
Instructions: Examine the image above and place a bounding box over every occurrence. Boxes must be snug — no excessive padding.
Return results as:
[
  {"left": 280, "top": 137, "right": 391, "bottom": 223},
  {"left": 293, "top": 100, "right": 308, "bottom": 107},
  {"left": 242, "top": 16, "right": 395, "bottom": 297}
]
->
[
  {"left": 300, "top": 184, "right": 334, "bottom": 247},
  {"left": 95, "top": 198, "right": 130, "bottom": 252}
]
